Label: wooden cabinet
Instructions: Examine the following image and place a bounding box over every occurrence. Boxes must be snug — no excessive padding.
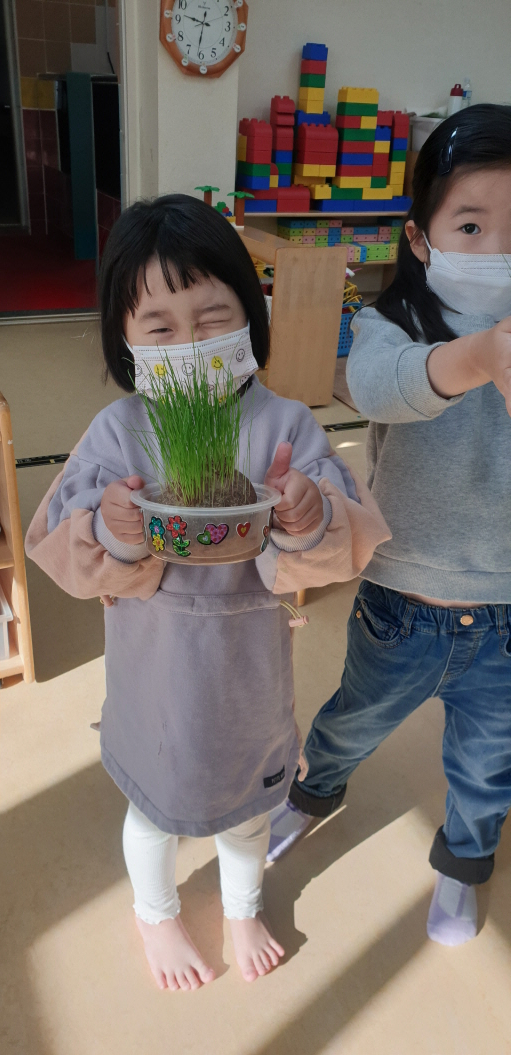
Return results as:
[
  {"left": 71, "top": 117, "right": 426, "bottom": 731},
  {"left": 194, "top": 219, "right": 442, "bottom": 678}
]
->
[
  {"left": 0, "top": 393, "right": 34, "bottom": 685},
  {"left": 240, "top": 226, "right": 347, "bottom": 407}
]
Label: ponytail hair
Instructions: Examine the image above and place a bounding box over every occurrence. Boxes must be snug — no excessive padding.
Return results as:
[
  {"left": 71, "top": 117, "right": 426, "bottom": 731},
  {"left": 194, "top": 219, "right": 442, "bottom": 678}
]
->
[{"left": 375, "top": 103, "right": 511, "bottom": 342}]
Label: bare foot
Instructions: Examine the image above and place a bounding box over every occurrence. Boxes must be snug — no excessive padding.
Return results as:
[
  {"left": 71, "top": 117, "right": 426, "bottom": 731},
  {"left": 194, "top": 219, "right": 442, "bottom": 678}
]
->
[
  {"left": 229, "top": 913, "right": 284, "bottom": 982},
  {"left": 135, "top": 914, "right": 216, "bottom": 991}
]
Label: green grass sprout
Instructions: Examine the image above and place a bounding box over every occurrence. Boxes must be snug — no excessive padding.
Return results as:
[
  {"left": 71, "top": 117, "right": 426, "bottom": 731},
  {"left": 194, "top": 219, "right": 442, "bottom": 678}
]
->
[{"left": 127, "top": 338, "right": 253, "bottom": 508}]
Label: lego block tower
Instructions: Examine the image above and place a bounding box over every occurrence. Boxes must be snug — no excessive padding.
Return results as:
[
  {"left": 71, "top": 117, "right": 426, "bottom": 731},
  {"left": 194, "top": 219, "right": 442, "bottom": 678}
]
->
[
  {"left": 296, "top": 43, "right": 330, "bottom": 125},
  {"left": 334, "top": 87, "right": 388, "bottom": 201}
]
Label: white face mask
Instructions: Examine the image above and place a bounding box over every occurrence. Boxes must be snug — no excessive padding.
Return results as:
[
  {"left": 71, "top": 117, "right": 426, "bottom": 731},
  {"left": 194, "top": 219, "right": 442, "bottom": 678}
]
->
[
  {"left": 424, "top": 236, "right": 511, "bottom": 321},
  {"left": 126, "top": 325, "right": 259, "bottom": 397}
]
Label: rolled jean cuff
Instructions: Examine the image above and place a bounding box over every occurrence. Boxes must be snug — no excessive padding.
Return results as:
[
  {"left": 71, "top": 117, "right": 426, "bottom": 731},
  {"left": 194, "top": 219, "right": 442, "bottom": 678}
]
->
[
  {"left": 289, "top": 778, "right": 347, "bottom": 818},
  {"left": 429, "top": 826, "right": 494, "bottom": 885}
]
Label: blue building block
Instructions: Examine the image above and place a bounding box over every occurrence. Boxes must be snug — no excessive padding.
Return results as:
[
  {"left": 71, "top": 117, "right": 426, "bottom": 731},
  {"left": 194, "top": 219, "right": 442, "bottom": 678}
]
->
[
  {"left": 273, "top": 150, "right": 293, "bottom": 164},
  {"left": 392, "top": 137, "right": 408, "bottom": 151},
  {"left": 375, "top": 127, "right": 391, "bottom": 141},
  {"left": 312, "top": 196, "right": 411, "bottom": 212},
  {"left": 278, "top": 175, "right": 291, "bottom": 187},
  {"left": 244, "top": 199, "right": 277, "bottom": 213},
  {"left": 354, "top": 226, "right": 378, "bottom": 234},
  {"left": 338, "top": 153, "right": 373, "bottom": 166},
  {"left": 295, "top": 110, "right": 331, "bottom": 126},
  {"left": 302, "top": 43, "right": 328, "bottom": 61},
  {"left": 235, "top": 175, "right": 270, "bottom": 190}
]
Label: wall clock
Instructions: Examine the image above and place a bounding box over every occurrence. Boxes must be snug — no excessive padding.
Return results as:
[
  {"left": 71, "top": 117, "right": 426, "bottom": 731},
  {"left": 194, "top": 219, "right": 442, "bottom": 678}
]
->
[{"left": 160, "top": 0, "right": 248, "bottom": 78}]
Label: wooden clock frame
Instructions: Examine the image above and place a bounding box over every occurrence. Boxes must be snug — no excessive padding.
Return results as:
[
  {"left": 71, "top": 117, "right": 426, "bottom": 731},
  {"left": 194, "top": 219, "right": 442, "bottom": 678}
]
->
[{"left": 160, "top": 0, "right": 249, "bottom": 78}]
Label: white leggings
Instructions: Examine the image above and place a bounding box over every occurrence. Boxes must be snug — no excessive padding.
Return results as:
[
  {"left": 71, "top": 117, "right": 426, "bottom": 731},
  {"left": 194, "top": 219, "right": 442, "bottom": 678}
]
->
[{"left": 123, "top": 802, "right": 270, "bottom": 924}]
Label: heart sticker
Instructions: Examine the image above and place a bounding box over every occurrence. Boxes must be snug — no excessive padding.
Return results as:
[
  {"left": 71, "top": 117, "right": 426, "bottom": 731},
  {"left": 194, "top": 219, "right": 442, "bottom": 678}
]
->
[
  {"left": 236, "top": 522, "right": 251, "bottom": 538},
  {"left": 204, "top": 523, "right": 229, "bottom": 544},
  {"left": 196, "top": 529, "right": 212, "bottom": 546}
]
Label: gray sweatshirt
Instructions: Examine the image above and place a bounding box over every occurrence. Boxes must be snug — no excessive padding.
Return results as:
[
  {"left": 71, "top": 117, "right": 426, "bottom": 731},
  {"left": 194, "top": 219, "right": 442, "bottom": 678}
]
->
[
  {"left": 347, "top": 307, "right": 511, "bottom": 602},
  {"left": 26, "top": 378, "right": 390, "bottom": 836}
]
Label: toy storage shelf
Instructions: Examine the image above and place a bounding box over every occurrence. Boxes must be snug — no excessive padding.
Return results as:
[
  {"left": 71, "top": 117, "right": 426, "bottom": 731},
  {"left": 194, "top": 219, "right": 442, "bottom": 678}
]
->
[
  {"left": 0, "top": 392, "right": 35, "bottom": 684},
  {"left": 241, "top": 226, "right": 347, "bottom": 407},
  {"left": 244, "top": 211, "right": 408, "bottom": 218}
]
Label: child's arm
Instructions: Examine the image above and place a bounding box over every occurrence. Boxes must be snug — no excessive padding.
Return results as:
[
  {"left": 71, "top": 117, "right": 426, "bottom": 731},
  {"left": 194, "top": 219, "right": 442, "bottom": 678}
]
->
[
  {"left": 256, "top": 412, "right": 390, "bottom": 594},
  {"left": 427, "top": 315, "right": 511, "bottom": 416},
  {"left": 25, "top": 438, "right": 164, "bottom": 601}
]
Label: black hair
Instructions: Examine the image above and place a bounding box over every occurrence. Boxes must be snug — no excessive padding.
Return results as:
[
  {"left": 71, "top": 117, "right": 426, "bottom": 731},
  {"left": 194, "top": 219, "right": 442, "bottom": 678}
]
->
[
  {"left": 375, "top": 104, "right": 511, "bottom": 342},
  {"left": 98, "top": 193, "right": 269, "bottom": 392}
]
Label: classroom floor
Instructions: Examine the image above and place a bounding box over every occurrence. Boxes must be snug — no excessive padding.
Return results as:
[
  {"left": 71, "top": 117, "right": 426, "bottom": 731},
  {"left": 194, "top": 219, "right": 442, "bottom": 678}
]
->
[{"left": 1, "top": 319, "right": 511, "bottom": 1055}]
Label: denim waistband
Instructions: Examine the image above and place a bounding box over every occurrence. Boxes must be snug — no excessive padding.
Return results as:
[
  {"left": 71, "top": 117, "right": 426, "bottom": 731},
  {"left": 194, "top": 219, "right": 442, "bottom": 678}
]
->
[{"left": 359, "top": 579, "right": 510, "bottom": 634}]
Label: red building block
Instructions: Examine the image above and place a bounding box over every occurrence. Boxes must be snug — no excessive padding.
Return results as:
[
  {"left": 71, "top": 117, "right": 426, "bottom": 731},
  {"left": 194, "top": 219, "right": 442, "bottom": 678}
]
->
[
  {"left": 239, "top": 118, "right": 273, "bottom": 144},
  {"left": 277, "top": 187, "right": 310, "bottom": 211},
  {"left": 270, "top": 112, "right": 295, "bottom": 127},
  {"left": 245, "top": 188, "right": 278, "bottom": 200},
  {"left": 392, "top": 111, "right": 410, "bottom": 136},
  {"left": 271, "top": 95, "right": 296, "bottom": 113},
  {"left": 335, "top": 115, "right": 362, "bottom": 129},
  {"left": 246, "top": 144, "right": 272, "bottom": 163},
  {"left": 301, "top": 59, "right": 327, "bottom": 74},
  {"left": 295, "top": 150, "right": 335, "bottom": 164},
  {"left": 273, "top": 127, "right": 294, "bottom": 150},
  {"left": 335, "top": 165, "right": 374, "bottom": 177},
  {"left": 339, "top": 139, "right": 374, "bottom": 154},
  {"left": 372, "top": 155, "right": 389, "bottom": 176},
  {"left": 296, "top": 123, "right": 338, "bottom": 154},
  {"left": 377, "top": 110, "right": 394, "bottom": 126}
]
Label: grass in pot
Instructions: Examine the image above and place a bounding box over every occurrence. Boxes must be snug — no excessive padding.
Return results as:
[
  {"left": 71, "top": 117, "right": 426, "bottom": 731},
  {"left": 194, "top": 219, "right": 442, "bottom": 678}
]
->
[{"left": 129, "top": 352, "right": 279, "bottom": 565}]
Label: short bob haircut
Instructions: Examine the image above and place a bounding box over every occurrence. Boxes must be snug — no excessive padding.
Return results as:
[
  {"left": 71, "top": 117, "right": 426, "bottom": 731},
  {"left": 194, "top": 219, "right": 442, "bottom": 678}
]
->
[{"left": 98, "top": 193, "right": 270, "bottom": 392}]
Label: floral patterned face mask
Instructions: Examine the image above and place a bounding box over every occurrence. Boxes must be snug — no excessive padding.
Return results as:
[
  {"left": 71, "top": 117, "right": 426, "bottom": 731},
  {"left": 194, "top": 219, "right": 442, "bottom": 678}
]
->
[{"left": 126, "top": 326, "right": 259, "bottom": 397}]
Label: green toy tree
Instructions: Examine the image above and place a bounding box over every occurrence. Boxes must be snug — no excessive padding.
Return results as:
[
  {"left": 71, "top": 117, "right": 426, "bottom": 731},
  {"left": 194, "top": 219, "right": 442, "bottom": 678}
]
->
[
  {"left": 195, "top": 185, "right": 220, "bottom": 207},
  {"left": 227, "top": 191, "right": 254, "bottom": 226}
]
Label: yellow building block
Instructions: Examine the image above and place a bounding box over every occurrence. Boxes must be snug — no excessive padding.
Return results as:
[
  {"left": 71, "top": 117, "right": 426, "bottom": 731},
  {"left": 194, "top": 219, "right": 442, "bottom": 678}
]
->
[
  {"left": 269, "top": 174, "right": 279, "bottom": 188},
  {"left": 362, "top": 187, "right": 393, "bottom": 199},
  {"left": 237, "top": 134, "right": 247, "bottom": 162},
  {"left": 294, "top": 163, "right": 321, "bottom": 177},
  {"left": 293, "top": 174, "right": 326, "bottom": 186},
  {"left": 310, "top": 184, "right": 332, "bottom": 199},
  {"left": 338, "top": 87, "right": 379, "bottom": 104},
  {"left": 374, "top": 140, "right": 391, "bottom": 154},
  {"left": 360, "top": 116, "right": 377, "bottom": 130},
  {"left": 318, "top": 165, "right": 336, "bottom": 177},
  {"left": 389, "top": 183, "right": 405, "bottom": 195},
  {"left": 298, "top": 86, "right": 325, "bottom": 102},
  {"left": 333, "top": 176, "right": 372, "bottom": 189},
  {"left": 389, "top": 162, "right": 406, "bottom": 177},
  {"left": 388, "top": 243, "right": 398, "bottom": 259}
]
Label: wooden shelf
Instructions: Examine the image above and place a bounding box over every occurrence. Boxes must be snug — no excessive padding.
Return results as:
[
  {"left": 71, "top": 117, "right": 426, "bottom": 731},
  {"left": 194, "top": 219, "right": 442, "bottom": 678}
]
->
[
  {"left": 0, "top": 533, "right": 14, "bottom": 568},
  {"left": 0, "top": 623, "right": 24, "bottom": 678}
]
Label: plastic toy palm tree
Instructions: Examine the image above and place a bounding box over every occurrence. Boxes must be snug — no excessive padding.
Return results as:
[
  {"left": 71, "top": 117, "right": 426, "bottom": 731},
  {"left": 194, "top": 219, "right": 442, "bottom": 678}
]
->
[
  {"left": 195, "top": 185, "right": 220, "bottom": 207},
  {"left": 228, "top": 191, "right": 254, "bottom": 226}
]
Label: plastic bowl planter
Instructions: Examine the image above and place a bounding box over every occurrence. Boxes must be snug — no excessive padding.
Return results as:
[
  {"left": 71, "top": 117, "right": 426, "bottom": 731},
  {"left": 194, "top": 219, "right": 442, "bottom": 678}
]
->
[{"left": 131, "top": 484, "right": 281, "bottom": 565}]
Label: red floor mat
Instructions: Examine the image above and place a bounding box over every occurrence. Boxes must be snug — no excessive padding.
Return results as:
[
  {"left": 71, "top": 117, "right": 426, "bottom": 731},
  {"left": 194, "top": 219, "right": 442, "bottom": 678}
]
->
[{"left": 0, "top": 233, "right": 98, "bottom": 312}]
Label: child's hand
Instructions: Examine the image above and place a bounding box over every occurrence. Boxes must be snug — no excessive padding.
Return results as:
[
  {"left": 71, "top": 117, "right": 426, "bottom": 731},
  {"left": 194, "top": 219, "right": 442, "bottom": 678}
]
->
[
  {"left": 100, "top": 475, "right": 145, "bottom": 544},
  {"left": 265, "top": 442, "right": 323, "bottom": 535},
  {"left": 428, "top": 315, "right": 511, "bottom": 416},
  {"left": 478, "top": 316, "right": 511, "bottom": 416}
]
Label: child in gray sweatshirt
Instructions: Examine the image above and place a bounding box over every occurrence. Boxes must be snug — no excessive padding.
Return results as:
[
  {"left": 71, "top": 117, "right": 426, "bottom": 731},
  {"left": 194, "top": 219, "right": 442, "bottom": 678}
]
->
[
  {"left": 26, "top": 195, "right": 388, "bottom": 990},
  {"left": 269, "top": 104, "right": 511, "bottom": 949}
]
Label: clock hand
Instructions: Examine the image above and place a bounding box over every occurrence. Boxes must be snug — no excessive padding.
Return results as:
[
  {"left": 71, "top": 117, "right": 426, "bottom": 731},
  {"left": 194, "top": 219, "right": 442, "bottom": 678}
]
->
[
  {"left": 198, "top": 10, "right": 207, "bottom": 50},
  {"left": 185, "top": 15, "right": 211, "bottom": 26}
]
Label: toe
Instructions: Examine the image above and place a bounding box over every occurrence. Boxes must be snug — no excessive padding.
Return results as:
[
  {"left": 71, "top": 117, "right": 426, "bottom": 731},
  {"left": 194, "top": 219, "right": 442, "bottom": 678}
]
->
[
  {"left": 259, "top": 949, "right": 272, "bottom": 971},
  {"left": 177, "top": 972, "right": 191, "bottom": 990},
  {"left": 266, "top": 944, "right": 280, "bottom": 967},
  {"left": 166, "top": 973, "right": 180, "bottom": 992},
  {"left": 242, "top": 964, "right": 259, "bottom": 982},
  {"left": 254, "top": 953, "right": 269, "bottom": 976},
  {"left": 269, "top": 937, "right": 285, "bottom": 958},
  {"left": 185, "top": 967, "right": 201, "bottom": 990},
  {"left": 198, "top": 964, "right": 216, "bottom": 984}
]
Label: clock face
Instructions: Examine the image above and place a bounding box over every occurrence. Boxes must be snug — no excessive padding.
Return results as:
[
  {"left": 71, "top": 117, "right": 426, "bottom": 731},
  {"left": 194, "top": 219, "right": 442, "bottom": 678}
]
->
[{"left": 162, "top": 0, "right": 247, "bottom": 76}]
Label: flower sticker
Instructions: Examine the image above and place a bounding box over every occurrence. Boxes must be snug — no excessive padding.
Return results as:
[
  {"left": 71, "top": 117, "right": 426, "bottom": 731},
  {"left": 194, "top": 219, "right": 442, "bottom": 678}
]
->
[
  {"left": 149, "top": 516, "right": 166, "bottom": 552},
  {"left": 211, "top": 356, "right": 224, "bottom": 370},
  {"left": 152, "top": 535, "right": 165, "bottom": 552},
  {"left": 167, "top": 514, "right": 187, "bottom": 539}
]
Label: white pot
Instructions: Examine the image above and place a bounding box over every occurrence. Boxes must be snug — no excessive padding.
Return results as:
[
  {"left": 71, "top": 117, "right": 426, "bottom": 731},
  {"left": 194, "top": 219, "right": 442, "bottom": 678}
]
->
[{"left": 411, "top": 116, "right": 445, "bottom": 152}]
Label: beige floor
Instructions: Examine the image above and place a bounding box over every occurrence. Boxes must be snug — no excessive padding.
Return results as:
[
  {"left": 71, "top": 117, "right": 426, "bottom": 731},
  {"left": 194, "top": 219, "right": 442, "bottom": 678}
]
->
[{"left": 1, "top": 322, "right": 511, "bottom": 1055}]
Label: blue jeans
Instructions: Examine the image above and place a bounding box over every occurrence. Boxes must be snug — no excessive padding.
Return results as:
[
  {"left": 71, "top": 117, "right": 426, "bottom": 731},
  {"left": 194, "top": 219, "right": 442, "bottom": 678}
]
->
[{"left": 290, "top": 581, "right": 511, "bottom": 884}]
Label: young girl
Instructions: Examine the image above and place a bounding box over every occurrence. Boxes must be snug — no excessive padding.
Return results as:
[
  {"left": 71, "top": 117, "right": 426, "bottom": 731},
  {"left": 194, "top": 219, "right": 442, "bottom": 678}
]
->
[
  {"left": 269, "top": 104, "right": 511, "bottom": 948},
  {"left": 26, "top": 194, "right": 389, "bottom": 991}
]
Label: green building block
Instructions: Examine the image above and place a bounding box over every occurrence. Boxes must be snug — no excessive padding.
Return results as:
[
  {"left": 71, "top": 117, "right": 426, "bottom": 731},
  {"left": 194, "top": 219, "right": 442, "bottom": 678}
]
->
[
  {"left": 337, "top": 102, "right": 378, "bottom": 116},
  {"left": 237, "top": 161, "right": 270, "bottom": 176},
  {"left": 331, "top": 186, "right": 364, "bottom": 199},
  {"left": 340, "top": 129, "right": 376, "bottom": 142},
  {"left": 390, "top": 149, "right": 407, "bottom": 162},
  {"left": 341, "top": 234, "right": 354, "bottom": 242},
  {"left": 300, "top": 74, "right": 326, "bottom": 88},
  {"left": 370, "top": 177, "right": 387, "bottom": 188},
  {"left": 277, "top": 162, "right": 292, "bottom": 174}
]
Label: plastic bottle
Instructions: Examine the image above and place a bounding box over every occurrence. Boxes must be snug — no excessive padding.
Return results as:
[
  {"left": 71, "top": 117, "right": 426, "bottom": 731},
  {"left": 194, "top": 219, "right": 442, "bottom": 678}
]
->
[
  {"left": 447, "top": 83, "right": 464, "bottom": 116},
  {"left": 462, "top": 78, "right": 472, "bottom": 108}
]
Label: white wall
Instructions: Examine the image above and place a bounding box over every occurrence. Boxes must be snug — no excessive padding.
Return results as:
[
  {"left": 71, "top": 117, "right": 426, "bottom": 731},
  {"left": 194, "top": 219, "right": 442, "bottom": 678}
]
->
[{"left": 237, "top": 0, "right": 511, "bottom": 123}]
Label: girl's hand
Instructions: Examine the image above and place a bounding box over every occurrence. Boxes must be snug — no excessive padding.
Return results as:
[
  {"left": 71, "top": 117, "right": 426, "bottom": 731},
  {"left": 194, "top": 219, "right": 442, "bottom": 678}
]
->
[
  {"left": 427, "top": 315, "right": 511, "bottom": 416},
  {"left": 100, "top": 475, "right": 145, "bottom": 544},
  {"left": 265, "top": 442, "right": 323, "bottom": 535}
]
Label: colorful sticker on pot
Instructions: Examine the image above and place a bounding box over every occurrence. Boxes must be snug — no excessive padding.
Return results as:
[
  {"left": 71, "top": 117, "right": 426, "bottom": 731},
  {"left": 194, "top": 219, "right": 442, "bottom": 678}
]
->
[
  {"left": 260, "top": 524, "right": 270, "bottom": 553},
  {"left": 236, "top": 522, "right": 251, "bottom": 538},
  {"left": 197, "top": 523, "right": 229, "bottom": 546},
  {"left": 211, "top": 356, "right": 224, "bottom": 370},
  {"left": 149, "top": 516, "right": 166, "bottom": 552},
  {"left": 166, "top": 515, "right": 190, "bottom": 558}
]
